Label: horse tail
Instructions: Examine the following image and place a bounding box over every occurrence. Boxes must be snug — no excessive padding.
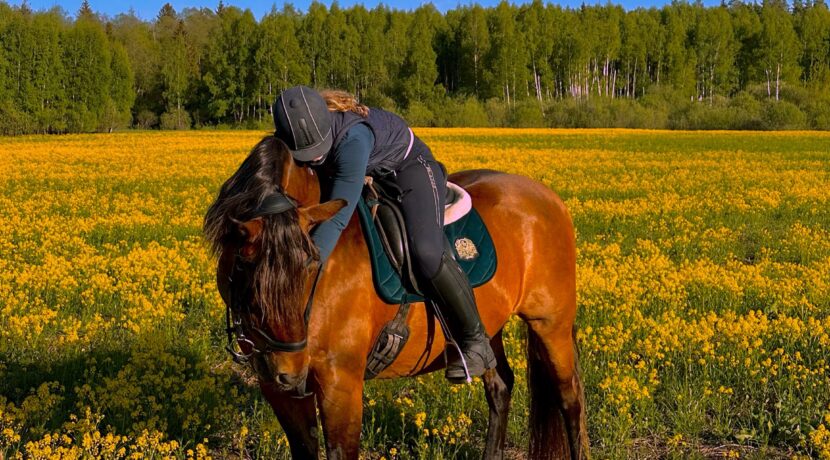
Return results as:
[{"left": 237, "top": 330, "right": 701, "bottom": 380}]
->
[
  {"left": 570, "top": 326, "right": 590, "bottom": 458},
  {"left": 527, "top": 324, "right": 590, "bottom": 459}
]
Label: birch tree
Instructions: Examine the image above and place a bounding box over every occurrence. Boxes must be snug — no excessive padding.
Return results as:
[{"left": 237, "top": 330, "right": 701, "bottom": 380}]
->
[
  {"left": 693, "top": 6, "right": 737, "bottom": 102},
  {"left": 759, "top": 0, "right": 801, "bottom": 99}
]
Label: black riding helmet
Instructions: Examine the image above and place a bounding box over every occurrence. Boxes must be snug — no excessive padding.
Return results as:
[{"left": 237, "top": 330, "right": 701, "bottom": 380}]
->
[{"left": 273, "top": 86, "right": 333, "bottom": 163}]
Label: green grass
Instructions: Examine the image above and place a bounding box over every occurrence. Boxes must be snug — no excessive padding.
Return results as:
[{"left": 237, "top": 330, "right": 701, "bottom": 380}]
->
[{"left": 1, "top": 129, "right": 828, "bottom": 459}]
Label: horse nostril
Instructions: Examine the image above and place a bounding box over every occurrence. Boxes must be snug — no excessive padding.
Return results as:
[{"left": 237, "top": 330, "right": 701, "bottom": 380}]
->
[{"left": 275, "top": 372, "right": 293, "bottom": 386}]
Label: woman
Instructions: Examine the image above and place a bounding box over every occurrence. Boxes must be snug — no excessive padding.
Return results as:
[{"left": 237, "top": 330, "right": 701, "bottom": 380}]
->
[{"left": 272, "top": 85, "right": 495, "bottom": 382}]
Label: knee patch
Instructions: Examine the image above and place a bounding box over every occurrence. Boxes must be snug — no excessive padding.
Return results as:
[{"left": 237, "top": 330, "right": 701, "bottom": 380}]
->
[{"left": 410, "top": 242, "right": 443, "bottom": 280}]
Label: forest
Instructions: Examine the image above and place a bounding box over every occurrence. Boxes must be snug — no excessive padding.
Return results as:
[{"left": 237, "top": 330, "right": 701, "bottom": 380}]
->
[{"left": 1, "top": 0, "right": 829, "bottom": 133}]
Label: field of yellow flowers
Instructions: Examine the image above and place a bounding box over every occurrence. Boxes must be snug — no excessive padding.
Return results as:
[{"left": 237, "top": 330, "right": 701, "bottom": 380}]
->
[{"left": 1, "top": 129, "right": 829, "bottom": 459}]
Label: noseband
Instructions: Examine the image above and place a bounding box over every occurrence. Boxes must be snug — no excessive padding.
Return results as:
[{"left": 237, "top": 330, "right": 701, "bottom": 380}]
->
[{"left": 224, "top": 190, "right": 324, "bottom": 364}]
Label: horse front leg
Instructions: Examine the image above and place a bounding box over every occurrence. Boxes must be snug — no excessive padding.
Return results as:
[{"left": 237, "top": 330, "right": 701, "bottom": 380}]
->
[
  {"left": 316, "top": 370, "right": 365, "bottom": 460},
  {"left": 482, "top": 332, "right": 514, "bottom": 460},
  {"left": 260, "top": 381, "right": 320, "bottom": 459}
]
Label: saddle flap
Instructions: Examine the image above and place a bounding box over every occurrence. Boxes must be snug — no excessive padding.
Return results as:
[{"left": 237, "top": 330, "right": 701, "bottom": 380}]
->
[
  {"left": 362, "top": 179, "right": 423, "bottom": 295},
  {"left": 375, "top": 200, "right": 405, "bottom": 272}
]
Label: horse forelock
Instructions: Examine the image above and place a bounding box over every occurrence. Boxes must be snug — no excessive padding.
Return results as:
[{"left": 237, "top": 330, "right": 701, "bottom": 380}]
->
[
  {"left": 204, "top": 135, "right": 318, "bottom": 334},
  {"left": 252, "top": 211, "right": 318, "bottom": 327}
]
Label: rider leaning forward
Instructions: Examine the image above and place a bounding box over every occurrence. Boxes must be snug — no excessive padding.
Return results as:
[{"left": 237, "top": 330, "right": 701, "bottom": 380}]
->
[{"left": 272, "top": 86, "right": 496, "bottom": 382}]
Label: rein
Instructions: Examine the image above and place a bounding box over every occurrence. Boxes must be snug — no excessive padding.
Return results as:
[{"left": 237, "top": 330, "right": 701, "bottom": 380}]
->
[{"left": 224, "top": 190, "right": 324, "bottom": 364}]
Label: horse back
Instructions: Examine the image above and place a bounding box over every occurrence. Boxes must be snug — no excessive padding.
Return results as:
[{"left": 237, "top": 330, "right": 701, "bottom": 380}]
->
[{"left": 310, "top": 169, "right": 577, "bottom": 379}]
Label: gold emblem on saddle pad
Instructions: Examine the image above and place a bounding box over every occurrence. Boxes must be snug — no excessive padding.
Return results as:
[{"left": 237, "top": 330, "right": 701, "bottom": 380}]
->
[{"left": 454, "top": 238, "right": 479, "bottom": 261}]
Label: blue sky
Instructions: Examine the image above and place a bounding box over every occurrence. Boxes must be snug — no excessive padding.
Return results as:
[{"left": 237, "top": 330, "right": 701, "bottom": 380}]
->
[{"left": 9, "top": 0, "right": 723, "bottom": 20}]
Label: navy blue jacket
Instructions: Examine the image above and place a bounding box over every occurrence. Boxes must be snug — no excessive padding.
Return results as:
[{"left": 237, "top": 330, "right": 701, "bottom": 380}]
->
[
  {"left": 309, "top": 108, "right": 416, "bottom": 263},
  {"left": 310, "top": 123, "right": 374, "bottom": 263}
]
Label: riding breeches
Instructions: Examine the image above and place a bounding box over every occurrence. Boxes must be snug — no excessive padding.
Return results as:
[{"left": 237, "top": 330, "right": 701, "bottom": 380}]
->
[{"left": 390, "top": 137, "right": 448, "bottom": 280}]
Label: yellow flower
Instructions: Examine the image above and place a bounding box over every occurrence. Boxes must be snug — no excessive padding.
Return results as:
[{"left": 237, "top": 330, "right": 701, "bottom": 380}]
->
[
  {"left": 414, "top": 412, "right": 427, "bottom": 429},
  {"left": 2, "top": 129, "right": 829, "bottom": 458}
]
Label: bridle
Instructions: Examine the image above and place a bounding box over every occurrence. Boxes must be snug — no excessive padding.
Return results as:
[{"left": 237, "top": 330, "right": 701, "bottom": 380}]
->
[{"left": 224, "top": 190, "right": 324, "bottom": 364}]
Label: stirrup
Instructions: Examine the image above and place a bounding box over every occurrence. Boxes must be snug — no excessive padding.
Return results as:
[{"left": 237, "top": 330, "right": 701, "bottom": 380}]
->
[
  {"left": 445, "top": 334, "right": 496, "bottom": 383},
  {"left": 445, "top": 338, "right": 474, "bottom": 384}
]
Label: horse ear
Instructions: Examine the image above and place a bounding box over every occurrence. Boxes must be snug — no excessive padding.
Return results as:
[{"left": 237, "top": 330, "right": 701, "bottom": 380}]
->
[{"left": 299, "top": 199, "right": 348, "bottom": 230}]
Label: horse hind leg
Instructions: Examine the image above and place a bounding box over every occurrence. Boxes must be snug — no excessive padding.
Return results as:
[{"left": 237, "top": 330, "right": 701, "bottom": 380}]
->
[
  {"left": 526, "top": 320, "right": 590, "bottom": 460},
  {"left": 482, "top": 331, "right": 514, "bottom": 460}
]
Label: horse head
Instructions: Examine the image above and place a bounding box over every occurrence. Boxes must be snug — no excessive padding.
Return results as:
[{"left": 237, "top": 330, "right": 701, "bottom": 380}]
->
[{"left": 204, "top": 135, "right": 345, "bottom": 394}]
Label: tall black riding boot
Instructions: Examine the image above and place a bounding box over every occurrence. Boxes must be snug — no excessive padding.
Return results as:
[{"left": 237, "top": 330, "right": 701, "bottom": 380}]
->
[{"left": 424, "top": 251, "right": 497, "bottom": 383}]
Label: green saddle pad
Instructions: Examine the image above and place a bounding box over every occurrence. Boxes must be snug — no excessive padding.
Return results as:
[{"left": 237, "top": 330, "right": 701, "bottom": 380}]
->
[{"left": 356, "top": 197, "right": 497, "bottom": 305}]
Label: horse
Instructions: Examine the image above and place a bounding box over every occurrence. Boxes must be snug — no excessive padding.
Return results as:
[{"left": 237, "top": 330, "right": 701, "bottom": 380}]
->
[{"left": 203, "top": 135, "right": 589, "bottom": 460}]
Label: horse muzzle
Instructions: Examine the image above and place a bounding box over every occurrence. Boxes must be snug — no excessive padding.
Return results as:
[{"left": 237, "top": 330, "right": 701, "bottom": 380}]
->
[
  {"left": 275, "top": 369, "right": 312, "bottom": 398},
  {"left": 252, "top": 354, "right": 312, "bottom": 396}
]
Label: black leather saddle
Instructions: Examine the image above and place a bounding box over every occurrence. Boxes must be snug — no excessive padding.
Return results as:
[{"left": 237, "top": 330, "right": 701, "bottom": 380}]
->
[
  {"left": 356, "top": 176, "right": 497, "bottom": 305},
  {"left": 357, "top": 176, "right": 498, "bottom": 379}
]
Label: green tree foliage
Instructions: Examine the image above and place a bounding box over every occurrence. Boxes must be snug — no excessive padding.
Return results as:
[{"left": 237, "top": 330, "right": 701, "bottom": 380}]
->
[
  {"left": 400, "top": 5, "right": 442, "bottom": 105},
  {"left": 381, "top": 9, "right": 410, "bottom": 98},
  {"left": 157, "top": 5, "right": 189, "bottom": 114},
  {"left": 298, "top": 1, "right": 328, "bottom": 88},
  {"left": 325, "top": 3, "right": 359, "bottom": 91},
  {"left": 0, "top": 4, "right": 66, "bottom": 132},
  {"left": 662, "top": 2, "right": 697, "bottom": 95},
  {"left": 110, "top": 10, "right": 160, "bottom": 123},
  {"left": 794, "top": 0, "right": 830, "bottom": 89},
  {"left": 256, "top": 5, "right": 309, "bottom": 121},
  {"left": 729, "top": 0, "right": 763, "bottom": 89},
  {"left": 348, "top": 6, "right": 388, "bottom": 101},
  {"left": 487, "top": 1, "right": 522, "bottom": 103},
  {"left": 25, "top": 9, "right": 66, "bottom": 132},
  {"left": 758, "top": 0, "right": 802, "bottom": 99},
  {"left": 693, "top": 6, "right": 738, "bottom": 101},
  {"left": 457, "top": 5, "right": 490, "bottom": 97},
  {"left": 519, "top": 0, "right": 554, "bottom": 102},
  {"left": 202, "top": 6, "right": 258, "bottom": 124},
  {"left": 62, "top": 15, "right": 113, "bottom": 131},
  {"left": 180, "top": 7, "right": 218, "bottom": 126},
  {"left": 1, "top": 0, "right": 830, "bottom": 133},
  {"left": 106, "top": 42, "right": 135, "bottom": 131}
]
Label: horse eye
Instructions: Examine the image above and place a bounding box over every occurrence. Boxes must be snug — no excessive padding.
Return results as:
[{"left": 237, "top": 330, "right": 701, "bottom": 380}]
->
[{"left": 239, "top": 243, "right": 259, "bottom": 260}]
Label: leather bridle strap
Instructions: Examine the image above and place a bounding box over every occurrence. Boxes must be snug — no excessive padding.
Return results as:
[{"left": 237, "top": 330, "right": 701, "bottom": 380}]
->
[
  {"left": 248, "top": 260, "right": 323, "bottom": 353},
  {"left": 253, "top": 191, "right": 297, "bottom": 216},
  {"left": 224, "top": 189, "right": 325, "bottom": 362}
]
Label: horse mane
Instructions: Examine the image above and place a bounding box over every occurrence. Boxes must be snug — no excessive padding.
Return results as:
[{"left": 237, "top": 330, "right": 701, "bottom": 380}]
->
[{"left": 203, "top": 135, "right": 319, "bottom": 326}]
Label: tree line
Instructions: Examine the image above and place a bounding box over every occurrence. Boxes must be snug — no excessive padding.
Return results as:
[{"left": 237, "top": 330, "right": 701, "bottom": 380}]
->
[{"left": 1, "top": 0, "right": 829, "bottom": 134}]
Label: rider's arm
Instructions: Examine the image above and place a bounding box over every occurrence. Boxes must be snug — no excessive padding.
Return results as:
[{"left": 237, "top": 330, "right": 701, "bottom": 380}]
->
[{"left": 310, "top": 123, "right": 373, "bottom": 263}]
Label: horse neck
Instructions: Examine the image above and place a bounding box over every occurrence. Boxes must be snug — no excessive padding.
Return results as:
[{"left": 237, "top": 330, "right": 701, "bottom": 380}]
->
[{"left": 280, "top": 156, "right": 321, "bottom": 206}]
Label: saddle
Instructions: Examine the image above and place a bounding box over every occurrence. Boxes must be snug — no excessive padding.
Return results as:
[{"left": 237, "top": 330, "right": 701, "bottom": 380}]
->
[{"left": 357, "top": 176, "right": 497, "bottom": 379}]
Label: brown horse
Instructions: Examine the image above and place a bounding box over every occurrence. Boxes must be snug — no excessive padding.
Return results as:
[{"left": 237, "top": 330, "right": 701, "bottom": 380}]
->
[{"left": 203, "top": 135, "right": 589, "bottom": 460}]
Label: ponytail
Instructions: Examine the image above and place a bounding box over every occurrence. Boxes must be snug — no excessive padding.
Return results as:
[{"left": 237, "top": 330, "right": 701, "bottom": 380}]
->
[{"left": 319, "top": 89, "right": 370, "bottom": 118}]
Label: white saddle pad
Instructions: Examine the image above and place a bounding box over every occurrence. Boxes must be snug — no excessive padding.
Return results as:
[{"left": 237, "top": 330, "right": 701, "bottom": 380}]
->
[{"left": 444, "top": 182, "right": 472, "bottom": 226}]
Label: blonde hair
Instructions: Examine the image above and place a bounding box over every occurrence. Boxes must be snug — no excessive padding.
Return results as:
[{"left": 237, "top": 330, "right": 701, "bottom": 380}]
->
[{"left": 319, "top": 89, "right": 370, "bottom": 118}]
